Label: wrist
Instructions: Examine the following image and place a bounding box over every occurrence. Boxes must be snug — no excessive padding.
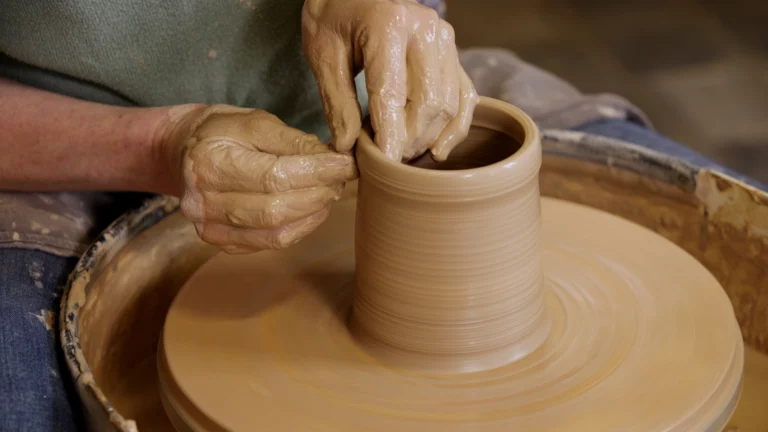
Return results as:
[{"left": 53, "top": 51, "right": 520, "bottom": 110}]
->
[{"left": 148, "top": 104, "right": 208, "bottom": 196}]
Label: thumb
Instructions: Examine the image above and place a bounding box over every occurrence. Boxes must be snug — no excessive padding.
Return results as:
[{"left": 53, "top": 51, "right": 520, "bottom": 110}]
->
[{"left": 303, "top": 32, "right": 362, "bottom": 153}]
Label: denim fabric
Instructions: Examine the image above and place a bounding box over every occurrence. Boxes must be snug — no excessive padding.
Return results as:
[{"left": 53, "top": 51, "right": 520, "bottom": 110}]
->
[
  {"left": 575, "top": 118, "right": 766, "bottom": 191},
  {"left": 0, "top": 248, "right": 82, "bottom": 432}
]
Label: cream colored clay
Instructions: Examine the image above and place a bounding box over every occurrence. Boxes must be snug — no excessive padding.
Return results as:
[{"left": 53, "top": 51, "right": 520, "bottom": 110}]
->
[
  {"left": 158, "top": 98, "right": 743, "bottom": 431},
  {"left": 301, "top": 0, "right": 478, "bottom": 161}
]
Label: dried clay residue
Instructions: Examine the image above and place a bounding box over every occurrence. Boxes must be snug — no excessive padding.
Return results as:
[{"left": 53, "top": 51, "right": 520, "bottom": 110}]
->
[
  {"left": 695, "top": 170, "right": 768, "bottom": 240},
  {"left": 31, "top": 309, "right": 55, "bottom": 332},
  {"left": 29, "top": 260, "right": 44, "bottom": 289}
]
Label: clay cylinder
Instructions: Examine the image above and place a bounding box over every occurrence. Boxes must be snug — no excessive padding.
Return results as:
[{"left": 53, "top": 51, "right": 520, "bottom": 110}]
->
[{"left": 351, "top": 97, "right": 548, "bottom": 373}]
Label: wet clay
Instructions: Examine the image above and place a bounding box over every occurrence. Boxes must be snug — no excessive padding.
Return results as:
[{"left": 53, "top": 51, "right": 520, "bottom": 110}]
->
[
  {"left": 349, "top": 100, "right": 546, "bottom": 373},
  {"left": 158, "top": 99, "right": 743, "bottom": 431},
  {"left": 164, "top": 105, "right": 357, "bottom": 255},
  {"left": 301, "top": 0, "right": 478, "bottom": 161}
]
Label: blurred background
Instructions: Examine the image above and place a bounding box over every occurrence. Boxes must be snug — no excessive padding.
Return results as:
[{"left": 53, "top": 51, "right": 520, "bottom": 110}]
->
[{"left": 448, "top": 0, "right": 768, "bottom": 183}]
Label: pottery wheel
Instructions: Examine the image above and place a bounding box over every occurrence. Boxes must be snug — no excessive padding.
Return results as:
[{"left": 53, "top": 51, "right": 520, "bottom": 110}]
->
[{"left": 159, "top": 191, "right": 743, "bottom": 431}]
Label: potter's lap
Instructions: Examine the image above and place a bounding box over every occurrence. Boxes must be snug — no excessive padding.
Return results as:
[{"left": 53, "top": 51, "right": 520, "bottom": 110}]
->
[{"left": 0, "top": 249, "right": 81, "bottom": 431}]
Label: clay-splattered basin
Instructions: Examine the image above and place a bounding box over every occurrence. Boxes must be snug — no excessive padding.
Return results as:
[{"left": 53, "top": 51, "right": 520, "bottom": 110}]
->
[{"left": 61, "top": 131, "right": 768, "bottom": 432}]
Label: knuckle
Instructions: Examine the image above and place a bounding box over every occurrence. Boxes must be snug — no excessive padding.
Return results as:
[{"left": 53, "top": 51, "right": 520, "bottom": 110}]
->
[
  {"left": 417, "top": 6, "right": 439, "bottom": 25},
  {"left": 442, "top": 98, "right": 459, "bottom": 118},
  {"left": 260, "top": 199, "right": 286, "bottom": 228},
  {"left": 468, "top": 86, "right": 480, "bottom": 104},
  {"left": 265, "top": 160, "right": 291, "bottom": 193},
  {"left": 367, "top": 3, "right": 408, "bottom": 27},
  {"left": 372, "top": 89, "right": 407, "bottom": 111},
  {"left": 423, "top": 94, "right": 442, "bottom": 114},
  {"left": 440, "top": 21, "right": 456, "bottom": 41}
]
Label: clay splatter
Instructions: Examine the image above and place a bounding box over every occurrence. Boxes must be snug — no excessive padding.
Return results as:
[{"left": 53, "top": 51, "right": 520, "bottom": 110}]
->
[
  {"left": 29, "top": 261, "right": 43, "bottom": 279},
  {"left": 29, "top": 261, "right": 44, "bottom": 289},
  {"left": 12, "top": 232, "right": 20, "bottom": 241},
  {"left": 30, "top": 309, "right": 54, "bottom": 332},
  {"left": 208, "top": 49, "right": 218, "bottom": 59}
]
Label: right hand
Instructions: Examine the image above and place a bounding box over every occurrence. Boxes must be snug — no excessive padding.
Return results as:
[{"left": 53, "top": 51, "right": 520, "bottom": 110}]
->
[
  {"left": 160, "top": 104, "right": 358, "bottom": 254},
  {"left": 302, "top": 0, "right": 478, "bottom": 162}
]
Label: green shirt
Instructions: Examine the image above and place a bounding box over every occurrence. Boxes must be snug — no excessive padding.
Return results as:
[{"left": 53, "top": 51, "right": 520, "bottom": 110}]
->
[{"left": 0, "top": 0, "right": 369, "bottom": 138}]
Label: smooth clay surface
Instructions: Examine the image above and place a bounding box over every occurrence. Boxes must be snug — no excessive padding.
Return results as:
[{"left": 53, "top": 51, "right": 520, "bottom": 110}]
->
[
  {"left": 348, "top": 99, "right": 548, "bottom": 374},
  {"left": 725, "top": 345, "right": 768, "bottom": 432},
  {"left": 158, "top": 99, "right": 743, "bottom": 431}
]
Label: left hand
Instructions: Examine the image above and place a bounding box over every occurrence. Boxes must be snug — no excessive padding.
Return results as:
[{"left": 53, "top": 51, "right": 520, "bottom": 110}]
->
[
  {"left": 158, "top": 104, "right": 357, "bottom": 254},
  {"left": 302, "top": 0, "right": 478, "bottom": 162}
]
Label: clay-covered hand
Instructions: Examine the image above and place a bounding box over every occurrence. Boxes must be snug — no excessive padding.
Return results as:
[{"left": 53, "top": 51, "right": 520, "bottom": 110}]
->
[
  {"left": 162, "top": 105, "right": 358, "bottom": 254},
  {"left": 302, "top": 0, "right": 478, "bottom": 162}
]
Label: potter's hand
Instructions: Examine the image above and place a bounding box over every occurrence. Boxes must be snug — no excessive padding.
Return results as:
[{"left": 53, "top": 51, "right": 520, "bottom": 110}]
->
[
  {"left": 302, "top": 0, "right": 478, "bottom": 162},
  {"left": 163, "top": 105, "right": 357, "bottom": 254}
]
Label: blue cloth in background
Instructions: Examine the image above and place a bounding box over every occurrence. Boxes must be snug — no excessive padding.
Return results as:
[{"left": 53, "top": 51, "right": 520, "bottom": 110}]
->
[{"left": 576, "top": 118, "right": 765, "bottom": 191}]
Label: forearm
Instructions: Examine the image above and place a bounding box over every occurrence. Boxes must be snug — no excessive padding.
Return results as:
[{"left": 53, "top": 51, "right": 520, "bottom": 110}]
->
[{"left": 0, "top": 78, "right": 189, "bottom": 195}]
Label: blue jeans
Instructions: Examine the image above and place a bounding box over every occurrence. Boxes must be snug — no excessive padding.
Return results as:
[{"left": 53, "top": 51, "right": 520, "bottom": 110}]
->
[
  {"left": 575, "top": 119, "right": 764, "bottom": 191},
  {"left": 0, "top": 120, "right": 760, "bottom": 431},
  {"left": 0, "top": 249, "right": 82, "bottom": 431}
]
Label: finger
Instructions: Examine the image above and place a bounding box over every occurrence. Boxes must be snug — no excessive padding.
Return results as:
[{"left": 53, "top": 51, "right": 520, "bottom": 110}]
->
[
  {"left": 192, "top": 144, "right": 357, "bottom": 193},
  {"left": 429, "top": 65, "right": 479, "bottom": 161},
  {"left": 302, "top": 29, "right": 362, "bottom": 153},
  {"left": 199, "top": 206, "right": 331, "bottom": 252},
  {"left": 402, "top": 12, "right": 442, "bottom": 160},
  {"left": 252, "top": 121, "right": 333, "bottom": 156},
  {"left": 414, "top": 19, "right": 461, "bottom": 159},
  {"left": 361, "top": 21, "right": 409, "bottom": 161},
  {"left": 194, "top": 184, "right": 343, "bottom": 229},
  {"left": 194, "top": 110, "right": 332, "bottom": 156}
]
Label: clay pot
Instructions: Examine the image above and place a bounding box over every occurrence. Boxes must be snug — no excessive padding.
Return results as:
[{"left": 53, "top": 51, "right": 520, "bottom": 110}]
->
[{"left": 350, "top": 98, "right": 550, "bottom": 373}]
